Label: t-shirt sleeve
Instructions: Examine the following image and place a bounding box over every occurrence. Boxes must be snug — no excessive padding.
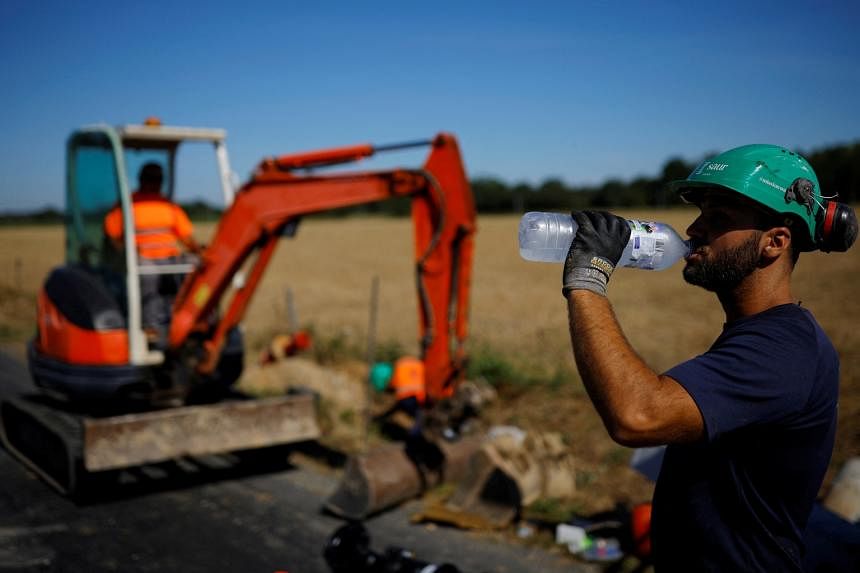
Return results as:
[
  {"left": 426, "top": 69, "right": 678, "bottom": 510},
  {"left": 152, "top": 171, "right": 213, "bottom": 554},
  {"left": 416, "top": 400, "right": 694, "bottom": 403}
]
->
[{"left": 665, "top": 318, "right": 815, "bottom": 442}]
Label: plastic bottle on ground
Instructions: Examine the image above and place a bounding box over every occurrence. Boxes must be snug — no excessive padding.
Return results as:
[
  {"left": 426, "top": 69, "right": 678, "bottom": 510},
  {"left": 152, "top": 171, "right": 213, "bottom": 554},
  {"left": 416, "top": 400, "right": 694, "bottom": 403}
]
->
[{"left": 518, "top": 211, "right": 691, "bottom": 270}]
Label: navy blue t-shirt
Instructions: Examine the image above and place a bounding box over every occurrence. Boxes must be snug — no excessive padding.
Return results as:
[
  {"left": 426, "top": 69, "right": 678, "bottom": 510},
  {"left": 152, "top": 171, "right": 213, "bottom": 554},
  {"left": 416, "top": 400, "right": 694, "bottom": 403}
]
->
[{"left": 653, "top": 303, "right": 839, "bottom": 572}]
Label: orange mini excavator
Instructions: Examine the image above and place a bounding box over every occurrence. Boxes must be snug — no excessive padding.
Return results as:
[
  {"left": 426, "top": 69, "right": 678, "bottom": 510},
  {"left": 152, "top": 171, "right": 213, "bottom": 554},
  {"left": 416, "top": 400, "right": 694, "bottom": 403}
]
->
[{"left": 0, "top": 119, "right": 476, "bottom": 494}]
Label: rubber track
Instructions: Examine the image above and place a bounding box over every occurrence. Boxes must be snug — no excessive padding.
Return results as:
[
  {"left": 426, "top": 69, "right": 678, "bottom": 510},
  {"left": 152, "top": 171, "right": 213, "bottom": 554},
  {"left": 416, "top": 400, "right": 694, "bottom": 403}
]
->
[{"left": 0, "top": 397, "right": 84, "bottom": 494}]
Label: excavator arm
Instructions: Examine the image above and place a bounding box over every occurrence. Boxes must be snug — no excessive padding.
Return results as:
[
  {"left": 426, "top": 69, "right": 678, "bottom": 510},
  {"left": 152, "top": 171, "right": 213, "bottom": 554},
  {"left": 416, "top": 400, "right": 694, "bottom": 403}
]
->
[{"left": 169, "top": 133, "right": 476, "bottom": 401}]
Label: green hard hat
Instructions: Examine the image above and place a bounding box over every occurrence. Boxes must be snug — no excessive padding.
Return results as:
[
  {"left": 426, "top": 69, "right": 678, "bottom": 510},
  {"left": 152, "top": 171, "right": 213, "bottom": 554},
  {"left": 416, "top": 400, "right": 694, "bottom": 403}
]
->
[
  {"left": 369, "top": 362, "right": 394, "bottom": 392},
  {"left": 669, "top": 144, "right": 822, "bottom": 250}
]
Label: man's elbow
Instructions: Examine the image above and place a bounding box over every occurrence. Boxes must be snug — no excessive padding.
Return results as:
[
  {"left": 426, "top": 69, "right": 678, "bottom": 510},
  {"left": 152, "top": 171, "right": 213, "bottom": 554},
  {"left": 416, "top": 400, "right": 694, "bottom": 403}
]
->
[
  {"left": 605, "top": 410, "right": 663, "bottom": 448},
  {"left": 606, "top": 410, "right": 703, "bottom": 447}
]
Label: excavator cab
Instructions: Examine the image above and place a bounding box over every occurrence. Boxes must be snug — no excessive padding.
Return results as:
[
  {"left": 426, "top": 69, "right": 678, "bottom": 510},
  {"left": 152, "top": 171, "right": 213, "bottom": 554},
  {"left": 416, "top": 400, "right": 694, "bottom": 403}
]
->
[
  {"left": 0, "top": 121, "right": 315, "bottom": 496},
  {"left": 66, "top": 120, "right": 236, "bottom": 364},
  {"left": 31, "top": 120, "right": 242, "bottom": 405}
]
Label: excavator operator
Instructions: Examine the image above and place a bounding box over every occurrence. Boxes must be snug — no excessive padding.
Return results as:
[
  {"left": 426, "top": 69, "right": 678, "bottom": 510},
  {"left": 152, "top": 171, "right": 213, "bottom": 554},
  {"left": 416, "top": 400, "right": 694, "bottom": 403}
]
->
[{"left": 104, "top": 162, "right": 201, "bottom": 338}]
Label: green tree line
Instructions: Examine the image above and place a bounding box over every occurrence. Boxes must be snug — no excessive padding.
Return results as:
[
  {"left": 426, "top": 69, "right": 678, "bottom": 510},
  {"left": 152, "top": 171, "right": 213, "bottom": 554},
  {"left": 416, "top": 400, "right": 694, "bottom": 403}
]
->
[
  {"left": 2, "top": 141, "right": 857, "bottom": 224},
  {"left": 470, "top": 141, "right": 860, "bottom": 214}
]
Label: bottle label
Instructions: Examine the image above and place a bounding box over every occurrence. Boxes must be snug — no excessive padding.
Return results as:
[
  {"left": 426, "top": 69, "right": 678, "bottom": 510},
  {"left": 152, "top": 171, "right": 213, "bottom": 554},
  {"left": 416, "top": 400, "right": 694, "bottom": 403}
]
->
[{"left": 627, "top": 220, "right": 659, "bottom": 261}]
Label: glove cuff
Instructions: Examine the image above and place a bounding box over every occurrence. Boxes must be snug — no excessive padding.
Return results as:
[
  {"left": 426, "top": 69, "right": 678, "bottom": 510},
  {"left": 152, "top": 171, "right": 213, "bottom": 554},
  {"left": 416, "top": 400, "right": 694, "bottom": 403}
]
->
[{"left": 562, "top": 258, "right": 615, "bottom": 298}]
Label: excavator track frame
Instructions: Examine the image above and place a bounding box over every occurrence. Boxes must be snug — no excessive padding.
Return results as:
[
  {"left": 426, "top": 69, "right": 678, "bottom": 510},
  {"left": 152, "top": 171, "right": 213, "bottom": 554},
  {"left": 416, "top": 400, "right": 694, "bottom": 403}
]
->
[{"left": 0, "top": 393, "right": 320, "bottom": 495}]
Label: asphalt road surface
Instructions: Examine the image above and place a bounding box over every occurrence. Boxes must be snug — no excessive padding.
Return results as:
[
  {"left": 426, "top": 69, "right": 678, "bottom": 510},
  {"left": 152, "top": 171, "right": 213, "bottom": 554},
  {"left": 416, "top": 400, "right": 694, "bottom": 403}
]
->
[{"left": 0, "top": 347, "right": 594, "bottom": 573}]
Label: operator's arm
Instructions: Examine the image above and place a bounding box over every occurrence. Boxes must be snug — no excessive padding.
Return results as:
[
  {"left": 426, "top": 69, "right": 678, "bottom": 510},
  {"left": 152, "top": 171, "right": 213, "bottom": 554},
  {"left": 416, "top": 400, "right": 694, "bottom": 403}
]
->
[
  {"left": 173, "top": 204, "right": 203, "bottom": 254},
  {"left": 181, "top": 235, "right": 203, "bottom": 255},
  {"left": 564, "top": 212, "right": 703, "bottom": 447}
]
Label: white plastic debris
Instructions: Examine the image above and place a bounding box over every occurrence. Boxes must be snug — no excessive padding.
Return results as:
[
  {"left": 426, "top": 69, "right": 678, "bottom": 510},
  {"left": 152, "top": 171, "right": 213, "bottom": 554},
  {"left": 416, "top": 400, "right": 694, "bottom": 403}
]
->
[{"left": 555, "top": 523, "right": 588, "bottom": 553}]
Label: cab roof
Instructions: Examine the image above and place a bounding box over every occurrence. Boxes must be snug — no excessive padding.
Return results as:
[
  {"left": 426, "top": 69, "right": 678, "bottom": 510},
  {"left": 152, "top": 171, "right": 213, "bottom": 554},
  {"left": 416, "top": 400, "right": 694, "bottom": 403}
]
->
[
  {"left": 72, "top": 122, "right": 227, "bottom": 150},
  {"left": 116, "top": 123, "right": 226, "bottom": 147}
]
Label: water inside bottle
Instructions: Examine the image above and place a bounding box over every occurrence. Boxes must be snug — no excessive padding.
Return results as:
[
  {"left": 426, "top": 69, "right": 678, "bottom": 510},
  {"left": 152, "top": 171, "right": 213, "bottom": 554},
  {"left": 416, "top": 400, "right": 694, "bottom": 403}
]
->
[{"left": 518, "top": 212, "right": 578, "bottom": 262}]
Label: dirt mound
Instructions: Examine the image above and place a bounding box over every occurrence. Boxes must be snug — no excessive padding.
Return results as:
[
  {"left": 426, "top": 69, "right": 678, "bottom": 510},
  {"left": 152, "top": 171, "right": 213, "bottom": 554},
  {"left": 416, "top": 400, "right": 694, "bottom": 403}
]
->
[{"left": 237, "top": 357, "right": 370, "bottom": 452}]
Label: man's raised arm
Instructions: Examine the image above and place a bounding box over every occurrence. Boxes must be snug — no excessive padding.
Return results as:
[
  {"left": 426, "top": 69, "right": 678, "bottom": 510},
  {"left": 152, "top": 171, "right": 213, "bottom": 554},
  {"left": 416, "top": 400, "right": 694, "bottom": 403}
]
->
[{"left": 563, "top": 211, "right": 703, "bottom": 447}]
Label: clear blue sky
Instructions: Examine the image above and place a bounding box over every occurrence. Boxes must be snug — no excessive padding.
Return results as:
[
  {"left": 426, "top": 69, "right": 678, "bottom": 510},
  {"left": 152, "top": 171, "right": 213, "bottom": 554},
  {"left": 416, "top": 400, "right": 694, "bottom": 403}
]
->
[{"left": 1, "top": 0, "right": 858, "bottom": 212}]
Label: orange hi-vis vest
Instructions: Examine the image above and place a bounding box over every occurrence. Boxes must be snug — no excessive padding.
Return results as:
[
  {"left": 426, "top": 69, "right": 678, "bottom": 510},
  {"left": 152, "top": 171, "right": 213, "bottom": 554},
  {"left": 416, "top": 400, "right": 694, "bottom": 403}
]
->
[
  {"left": 104, "top": 191, "right": 194, "bottom": 260},
  {"left": 391, "top": 356, "right": 426, "bottom": 405}
]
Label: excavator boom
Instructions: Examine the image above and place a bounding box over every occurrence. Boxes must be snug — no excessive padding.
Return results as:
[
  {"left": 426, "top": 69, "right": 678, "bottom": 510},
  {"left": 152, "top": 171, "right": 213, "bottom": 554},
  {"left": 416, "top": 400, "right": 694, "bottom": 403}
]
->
[{"left": 171, "top": 133, "right": 476, "bottom": 401}]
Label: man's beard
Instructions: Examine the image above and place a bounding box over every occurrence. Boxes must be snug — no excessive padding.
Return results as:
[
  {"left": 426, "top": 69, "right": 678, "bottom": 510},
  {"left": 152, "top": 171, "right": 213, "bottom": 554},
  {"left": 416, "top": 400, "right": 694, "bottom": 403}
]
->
[{"left": 683, "top": 232, "right": 762, "bottom": 292}]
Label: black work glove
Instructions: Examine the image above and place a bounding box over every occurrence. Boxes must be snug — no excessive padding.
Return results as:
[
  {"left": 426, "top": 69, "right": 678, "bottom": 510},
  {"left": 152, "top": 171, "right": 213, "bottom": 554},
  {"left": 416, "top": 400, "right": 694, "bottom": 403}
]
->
[{"left": 562, "top": 211, "right": 631, "bottom": 297}]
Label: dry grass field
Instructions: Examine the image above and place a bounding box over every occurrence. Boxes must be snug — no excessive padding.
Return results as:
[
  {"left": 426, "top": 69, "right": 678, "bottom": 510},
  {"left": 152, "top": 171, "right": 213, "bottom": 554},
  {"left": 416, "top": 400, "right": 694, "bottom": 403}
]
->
[{"left": 1, "top": 209, "right": 858, "bottom": 512}]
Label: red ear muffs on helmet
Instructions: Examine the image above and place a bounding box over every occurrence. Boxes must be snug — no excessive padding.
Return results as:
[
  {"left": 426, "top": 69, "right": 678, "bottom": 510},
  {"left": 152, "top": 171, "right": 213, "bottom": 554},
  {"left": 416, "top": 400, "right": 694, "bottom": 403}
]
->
[{"left": 817, "top": 201, "right": 858, "bottom": 253}]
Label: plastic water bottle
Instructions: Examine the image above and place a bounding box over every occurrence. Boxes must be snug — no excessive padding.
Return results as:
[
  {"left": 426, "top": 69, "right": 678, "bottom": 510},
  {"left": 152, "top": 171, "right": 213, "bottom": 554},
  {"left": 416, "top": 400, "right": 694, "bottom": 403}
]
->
[{"left": 518, "top": 211, "right": 691, "bottom": 270}]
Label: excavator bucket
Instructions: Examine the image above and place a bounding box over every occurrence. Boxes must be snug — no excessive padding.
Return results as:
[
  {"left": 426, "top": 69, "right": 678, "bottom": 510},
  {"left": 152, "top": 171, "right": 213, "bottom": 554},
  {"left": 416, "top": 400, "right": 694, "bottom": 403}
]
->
[
  {"left": 0, "top": 394, "right": 320, "bottom": 495},
  {"left": 325, "top": 435, "right": 482, "bottom": 519},
  {"left": 413, "top": 431, "right": 578, "bottom": 530},
  {"left": 325, "top": 443, "right": 424, "bottom": 519}
]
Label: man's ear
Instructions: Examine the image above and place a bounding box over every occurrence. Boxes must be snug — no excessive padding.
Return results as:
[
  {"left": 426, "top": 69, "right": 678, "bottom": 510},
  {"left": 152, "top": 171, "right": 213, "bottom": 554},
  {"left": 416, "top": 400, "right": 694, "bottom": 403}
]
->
[{"left": 762, "top": 226, "right": 792, "bottom": 260}]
